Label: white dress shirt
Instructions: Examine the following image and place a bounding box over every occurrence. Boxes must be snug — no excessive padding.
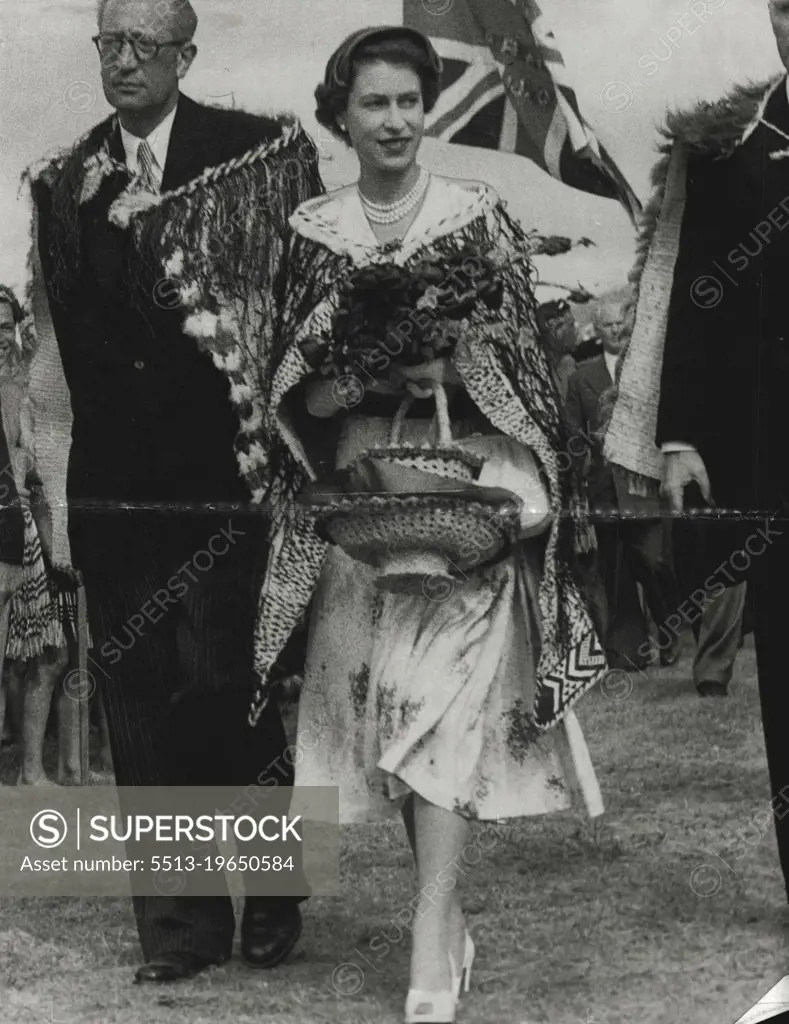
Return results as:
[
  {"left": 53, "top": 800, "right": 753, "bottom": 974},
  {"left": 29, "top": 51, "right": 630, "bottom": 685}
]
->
[{"left": 118, "top": 102, "right": 178, "bottom": 189}]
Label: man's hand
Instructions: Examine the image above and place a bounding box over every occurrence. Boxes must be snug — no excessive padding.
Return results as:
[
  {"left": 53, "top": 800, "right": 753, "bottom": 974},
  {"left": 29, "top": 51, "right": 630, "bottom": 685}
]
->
[{"left": 660, "top": 450, "right": 713, "bottom": 513}]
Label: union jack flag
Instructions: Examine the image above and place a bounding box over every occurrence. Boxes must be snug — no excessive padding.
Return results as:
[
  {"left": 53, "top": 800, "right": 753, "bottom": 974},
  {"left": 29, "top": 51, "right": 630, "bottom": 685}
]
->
[{"left": 404, "top": 0, "right": 641, "bottom": 223}]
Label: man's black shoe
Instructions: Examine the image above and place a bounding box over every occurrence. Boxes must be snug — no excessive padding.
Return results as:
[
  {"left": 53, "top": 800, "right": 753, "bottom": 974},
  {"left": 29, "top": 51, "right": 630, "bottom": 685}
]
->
[
  {"left": 241, "top": 903, "right": 302, "bottom": 968},
  {"left": 696, "top": 680, "right": 728, "bottom": 697},
  {"left": 134, "top": 951, "right": 222, "bottom": 984}
]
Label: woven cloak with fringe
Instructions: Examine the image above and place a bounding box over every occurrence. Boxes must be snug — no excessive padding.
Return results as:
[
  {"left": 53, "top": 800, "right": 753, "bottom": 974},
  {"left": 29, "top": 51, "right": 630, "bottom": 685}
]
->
[
  {"left": 603, "top": 76, "right": 784, "bottom": 492},
  {"left": 0, "top": 377, "right": 73, "bottom": 657},
  {"left": 186, "top": 176, "right": 605, "bottom": 730},
  {"left": 22, "top": 114, "right": 322, "bottom": 572}
]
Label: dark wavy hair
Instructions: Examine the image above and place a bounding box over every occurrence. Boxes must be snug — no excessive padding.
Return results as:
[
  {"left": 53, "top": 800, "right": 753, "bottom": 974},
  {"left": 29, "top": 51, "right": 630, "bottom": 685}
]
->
[{"left": 315, "top": 28, "right": 442, "bottom": 146}]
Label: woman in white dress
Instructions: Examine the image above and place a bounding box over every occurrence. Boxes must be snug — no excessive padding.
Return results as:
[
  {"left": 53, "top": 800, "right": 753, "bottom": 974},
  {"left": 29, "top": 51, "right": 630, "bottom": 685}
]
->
[{"left": 250, "top": 27, "right": 607, "bottom": 1023}]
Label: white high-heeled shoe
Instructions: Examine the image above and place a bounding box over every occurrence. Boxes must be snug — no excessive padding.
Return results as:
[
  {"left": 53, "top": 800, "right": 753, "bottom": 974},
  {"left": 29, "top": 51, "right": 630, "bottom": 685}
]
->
[
  {"left": 404, "top": 988, "right": 457, "bottom": 1023},
  {"left": 449, "top": 931, "right": 476, "bottom": 999}
]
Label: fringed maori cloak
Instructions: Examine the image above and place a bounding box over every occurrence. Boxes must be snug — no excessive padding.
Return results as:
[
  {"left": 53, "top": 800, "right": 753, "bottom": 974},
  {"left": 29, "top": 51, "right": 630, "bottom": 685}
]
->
[
  {"left": 22, "top": 106, "right": 322, "bottom": 569},
  {"left": 166, "top": 175, "right": 606, "bottom": 730}
]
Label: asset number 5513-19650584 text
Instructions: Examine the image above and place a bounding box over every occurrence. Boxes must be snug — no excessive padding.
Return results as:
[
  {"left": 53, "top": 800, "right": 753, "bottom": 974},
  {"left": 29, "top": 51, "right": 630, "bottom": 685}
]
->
[{"left": 149, "top": 855, "right": 294, "bottom": 872}]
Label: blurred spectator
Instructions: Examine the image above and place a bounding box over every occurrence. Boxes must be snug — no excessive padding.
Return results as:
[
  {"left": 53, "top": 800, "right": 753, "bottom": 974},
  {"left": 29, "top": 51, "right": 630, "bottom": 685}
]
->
[
  {"left": 0, "top": 284, "right": 80, "bottom": 784},
  {"left": 566, "top": 299, "right": 682, "bottom": 670},
  {"left": 0, "top": 289, "right": 25, "bottom": 744},
  {"left": 573, "top": 321, "right": 604, "bottom": 364},
  {"left": 671, "top": 511, "right": 748, "bottom": 697},
  {"left": 537, "top": 298, "right": 579, "bottom": 402}
]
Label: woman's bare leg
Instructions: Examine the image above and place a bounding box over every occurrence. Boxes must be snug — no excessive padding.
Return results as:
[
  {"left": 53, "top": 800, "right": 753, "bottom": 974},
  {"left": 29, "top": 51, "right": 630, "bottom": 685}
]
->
[
  {"left": 409, "top": 794, "right": 468, "bottom": 994},
  {"left": 5, "top": 658, "right": 25, "bottom": 743},
  {"left": 402, "top": 792, "right": 467, "bottom": 981},
  {"left": 19, "top": 648, "right": 64, "bottom": 785}
]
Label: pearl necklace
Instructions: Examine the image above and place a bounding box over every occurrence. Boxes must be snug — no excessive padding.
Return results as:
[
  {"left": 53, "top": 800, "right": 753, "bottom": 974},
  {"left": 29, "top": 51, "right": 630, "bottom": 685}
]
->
[{"left": 359, "top": 168, "right": 430, "bottom": 225}]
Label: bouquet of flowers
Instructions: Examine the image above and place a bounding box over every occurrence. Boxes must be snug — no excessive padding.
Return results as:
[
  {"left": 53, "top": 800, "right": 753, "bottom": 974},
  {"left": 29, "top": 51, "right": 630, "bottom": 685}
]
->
[{"left": 299, "top": 248, "right": 503, "bottom": 379}]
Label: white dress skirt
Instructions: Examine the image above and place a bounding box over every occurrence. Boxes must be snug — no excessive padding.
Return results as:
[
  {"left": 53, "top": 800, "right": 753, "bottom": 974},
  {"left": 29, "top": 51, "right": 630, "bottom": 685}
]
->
[{"left": 294, "top": 413, "right": 604, "bottom": 824}]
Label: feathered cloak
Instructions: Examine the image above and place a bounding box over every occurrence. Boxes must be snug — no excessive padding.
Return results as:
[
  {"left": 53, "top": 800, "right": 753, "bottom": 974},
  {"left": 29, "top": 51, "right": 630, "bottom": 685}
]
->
[{"left": 604, "top": 75, "right": 784, "bottom": 490}]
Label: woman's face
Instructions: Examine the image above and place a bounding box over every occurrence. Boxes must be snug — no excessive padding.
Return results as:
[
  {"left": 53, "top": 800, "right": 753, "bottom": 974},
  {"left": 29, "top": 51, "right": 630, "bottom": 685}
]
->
[
  {"left": 343, "top": 60, "right": 424, "bottom": 175},
  {"left": 0, "top": 302, "right": 16, "bottom": 370}
]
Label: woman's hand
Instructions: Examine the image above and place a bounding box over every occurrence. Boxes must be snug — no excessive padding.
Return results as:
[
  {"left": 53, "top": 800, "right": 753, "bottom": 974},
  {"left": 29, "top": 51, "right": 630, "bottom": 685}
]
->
[{"left": 389, "top": 358, "right": 462, "bottom": 397}]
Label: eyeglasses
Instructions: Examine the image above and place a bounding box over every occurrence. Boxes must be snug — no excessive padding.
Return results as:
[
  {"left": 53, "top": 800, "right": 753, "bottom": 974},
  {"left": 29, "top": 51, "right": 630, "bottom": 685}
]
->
[{"left": 92, "top": 33, "right": 189, "bottom": 64}]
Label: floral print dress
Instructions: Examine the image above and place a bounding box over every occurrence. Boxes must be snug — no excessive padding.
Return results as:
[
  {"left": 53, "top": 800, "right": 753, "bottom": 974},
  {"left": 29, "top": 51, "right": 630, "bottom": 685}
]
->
[{"left": 295, "top": 411, "right": 603, "bottom": 823}]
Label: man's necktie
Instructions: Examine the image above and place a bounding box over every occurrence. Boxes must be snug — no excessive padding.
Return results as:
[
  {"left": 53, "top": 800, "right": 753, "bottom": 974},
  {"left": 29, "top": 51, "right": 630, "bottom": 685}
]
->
[{"left": 135, "top": 139, "right": 159, "bottom": 193}]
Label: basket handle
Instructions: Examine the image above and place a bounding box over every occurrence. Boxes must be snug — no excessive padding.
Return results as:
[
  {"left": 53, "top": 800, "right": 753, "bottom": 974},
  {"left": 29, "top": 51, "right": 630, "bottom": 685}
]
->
[
  {"left": 390, "top": 393, "right": 416, "bottom": 445},
  {"left": 389, "top": 382, "right": 452, "bottom": 445},
  {"left": 431, "top": 382, "right": 452, "bottom": 446}
]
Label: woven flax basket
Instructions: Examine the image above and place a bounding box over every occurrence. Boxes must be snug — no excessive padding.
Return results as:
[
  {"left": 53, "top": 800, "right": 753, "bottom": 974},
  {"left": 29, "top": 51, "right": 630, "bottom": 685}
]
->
[{"left": 310, "top": 384, "right": 521, "bottom": 594}]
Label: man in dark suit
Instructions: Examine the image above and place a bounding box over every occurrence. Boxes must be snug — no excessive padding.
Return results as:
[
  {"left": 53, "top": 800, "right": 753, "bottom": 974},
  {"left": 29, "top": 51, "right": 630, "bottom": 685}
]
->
[
  {"left": 30, "top": 0, "right": 322, "bottom": 982},
  {"left": 658, "top": 0, "right": 789, "bottom": 903},
  {"left": 567, "top": 301, "right": 681, "bottom": 671}
]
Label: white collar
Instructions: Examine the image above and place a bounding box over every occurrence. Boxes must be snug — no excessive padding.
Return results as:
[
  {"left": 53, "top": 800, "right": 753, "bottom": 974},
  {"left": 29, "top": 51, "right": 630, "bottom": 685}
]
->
[
  {"left": 118, "top": 102, "right": 178, "bottom": 181},
  {"left": 290, "top": 175, "right": 498, "bottom": 263}
]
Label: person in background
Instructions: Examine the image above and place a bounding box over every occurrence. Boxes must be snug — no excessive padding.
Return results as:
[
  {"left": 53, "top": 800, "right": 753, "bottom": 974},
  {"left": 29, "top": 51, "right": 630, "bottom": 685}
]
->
[
  {"left": 0, "top": 289, "right": 26, "bottom": 757},
  {"left": 566, "top": 299, "right": 681, "bottom": 671},
  {"left": 573, "top": 320, "right": 604, "bottom": 364},
  {"left": 689, "top": 584, "right": 746, "bottom": 697},
  {"left": 595, "top": 305, "right": 748, "bottom": 698},
  {"left": 0, "top": 285, "right": 87, "bottom": 786},
  {"left": 547, "top": 302, "right": 649, "bottom": 669},
  {"left": 537, "top": 298, "right": 579, "bottom": 402}
]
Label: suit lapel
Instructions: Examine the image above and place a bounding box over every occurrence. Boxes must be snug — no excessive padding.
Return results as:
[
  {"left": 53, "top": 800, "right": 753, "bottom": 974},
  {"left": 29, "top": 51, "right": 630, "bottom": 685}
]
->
[
  {"left": 160, "top": 94, "right": 208, "bottom": 192},
  {"left": 583, "top": 356, "right": 611, "bottom": 396},
  {"left": 78, "top": 118, "right": 133, "bottom": 294}
]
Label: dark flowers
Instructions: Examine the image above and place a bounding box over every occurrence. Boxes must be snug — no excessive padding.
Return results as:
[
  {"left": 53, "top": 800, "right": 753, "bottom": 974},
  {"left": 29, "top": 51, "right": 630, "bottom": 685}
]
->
[{"left": 300, "top": 249, "right": 503, "bottom": 378}]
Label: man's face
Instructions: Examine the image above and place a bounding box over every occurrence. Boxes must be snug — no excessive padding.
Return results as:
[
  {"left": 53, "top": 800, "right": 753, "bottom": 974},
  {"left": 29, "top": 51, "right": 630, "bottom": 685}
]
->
[
  {"left": 594, "top": 303, "right": 625, "bottom": 355},
  {"left": 97, "top": 0, "right": 194, "bottom": 116},
  {"left": 770, "top": 1, "right": 789, "bottom": 70}
]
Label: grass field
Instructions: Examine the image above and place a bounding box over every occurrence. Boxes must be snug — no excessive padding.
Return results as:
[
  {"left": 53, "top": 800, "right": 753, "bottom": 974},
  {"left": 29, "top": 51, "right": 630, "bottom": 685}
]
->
[{"left": 1, "top": 632, "right": 787, "bottom": 1024}]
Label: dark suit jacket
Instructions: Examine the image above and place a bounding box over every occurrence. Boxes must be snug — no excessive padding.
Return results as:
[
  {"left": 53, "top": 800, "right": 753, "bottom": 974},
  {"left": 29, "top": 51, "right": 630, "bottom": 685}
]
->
[
  {"left": 657, "top": 83, "right": 789, "bottom": 517},
  {"left": 567, "top": 355, "right": 662, "bottom": 518},
  {"left": 565, "top": 355, "right": 616, "bottom": 510},
  {"left": 34, "top": 95, "right": 314, "bottom": 571}
]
